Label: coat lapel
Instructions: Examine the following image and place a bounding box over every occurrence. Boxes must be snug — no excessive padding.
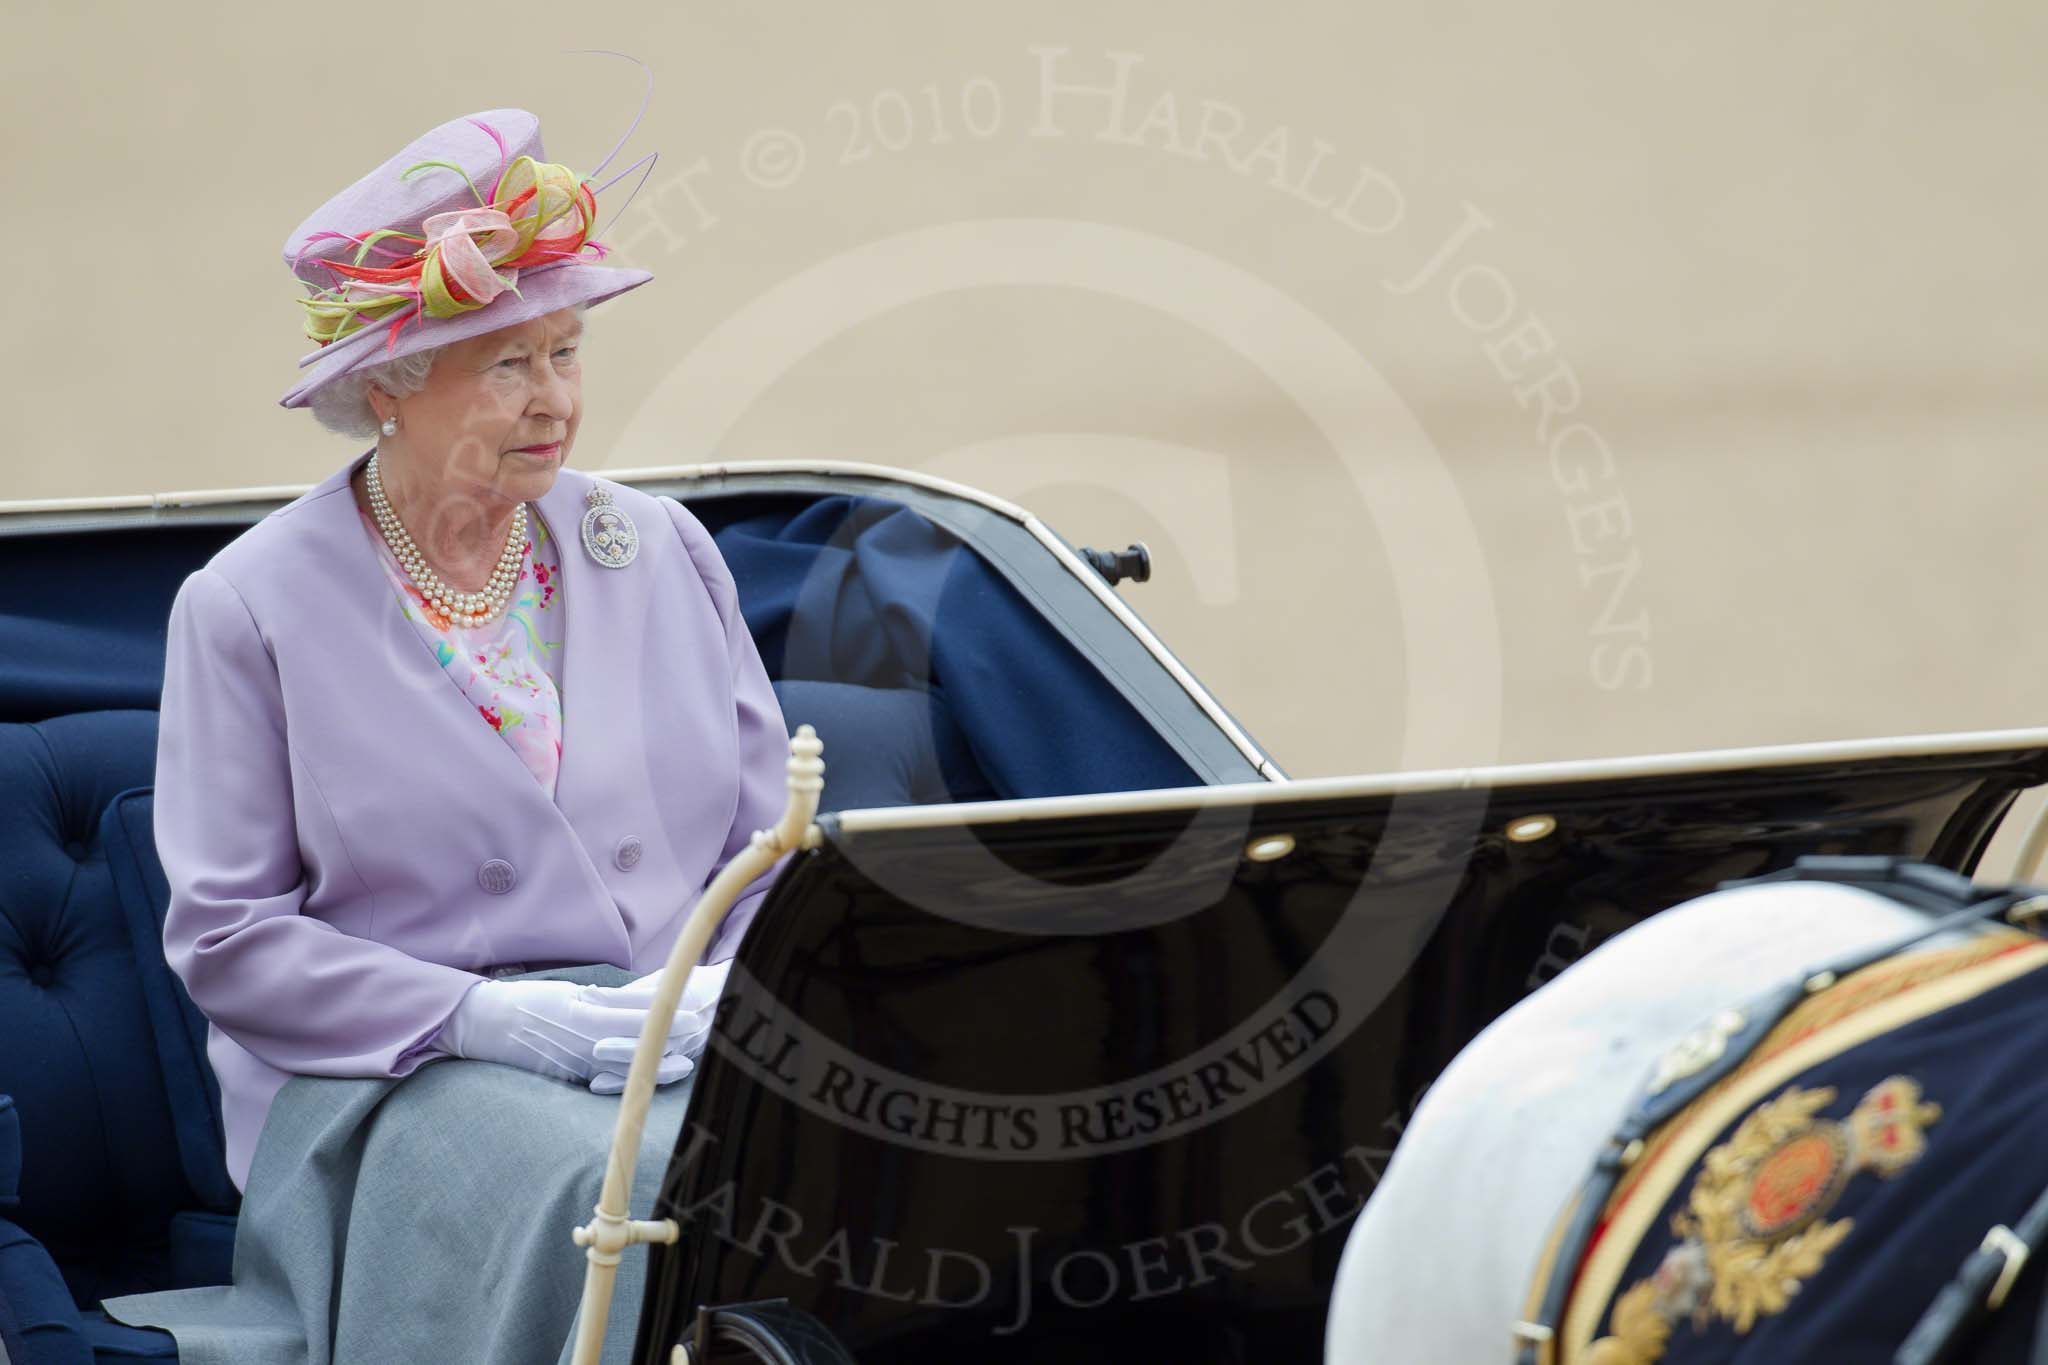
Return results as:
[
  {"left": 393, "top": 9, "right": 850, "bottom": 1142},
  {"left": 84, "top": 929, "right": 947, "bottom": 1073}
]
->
[
  {"left": 325, "top": 450, "right": 566, "bottom": 802},
  {"left": 532, "top": 464, "right": 639, "bottom": 825},
  {"left": 309, "top": 451, "right": 636, "bottom": 960},
  {"left": 534, "top": 465, "right": 714, "bottom": 957}
]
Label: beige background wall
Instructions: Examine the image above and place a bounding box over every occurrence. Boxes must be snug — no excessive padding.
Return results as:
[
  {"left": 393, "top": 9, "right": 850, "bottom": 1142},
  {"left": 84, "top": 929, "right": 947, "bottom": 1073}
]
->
[{"left": 5, "top": 3, "right": 2044, "bottom": 782}]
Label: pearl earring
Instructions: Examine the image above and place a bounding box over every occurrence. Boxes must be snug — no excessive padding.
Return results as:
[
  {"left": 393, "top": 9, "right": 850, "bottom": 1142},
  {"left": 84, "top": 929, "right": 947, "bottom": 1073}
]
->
[{"left": 381, "top": 416, "right": 399, "bottom": 437}]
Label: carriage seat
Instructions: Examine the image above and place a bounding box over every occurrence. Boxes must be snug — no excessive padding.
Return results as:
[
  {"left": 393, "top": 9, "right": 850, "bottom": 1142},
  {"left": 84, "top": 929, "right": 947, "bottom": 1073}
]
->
[
  {"left": 0, "top": 683, "right": 993, "bottom": 1362},
  {"left": 0, "top": 712, "right": 223, "bottom": 1363}
]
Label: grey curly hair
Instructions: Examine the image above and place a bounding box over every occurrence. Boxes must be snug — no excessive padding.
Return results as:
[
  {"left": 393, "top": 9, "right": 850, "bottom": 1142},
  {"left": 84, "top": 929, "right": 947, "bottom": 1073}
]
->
[{"left": 305, "top": 302, "right": 591, "bottom": 439}]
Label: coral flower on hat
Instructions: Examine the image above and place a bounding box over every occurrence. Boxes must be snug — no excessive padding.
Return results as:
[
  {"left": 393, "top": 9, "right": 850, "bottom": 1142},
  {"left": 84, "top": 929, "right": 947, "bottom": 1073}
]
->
[
  {"left": 295, "top": 120, "right": 607, "bottom": 350},
  {"left": 277, "top": 95, "right": 656, "bottom": 411}
]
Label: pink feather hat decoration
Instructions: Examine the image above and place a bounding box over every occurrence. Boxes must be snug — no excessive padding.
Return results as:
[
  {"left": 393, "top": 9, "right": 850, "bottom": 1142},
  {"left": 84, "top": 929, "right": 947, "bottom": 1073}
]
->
[{"left": 278, "top": 103, "right": 655, "bottom": 410}]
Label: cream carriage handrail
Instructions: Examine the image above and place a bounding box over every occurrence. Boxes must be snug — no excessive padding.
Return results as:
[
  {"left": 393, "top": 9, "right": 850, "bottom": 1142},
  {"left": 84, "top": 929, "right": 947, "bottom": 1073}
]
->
[{"left": 568, "top": 725, "right": 826, "bottom": 1365}]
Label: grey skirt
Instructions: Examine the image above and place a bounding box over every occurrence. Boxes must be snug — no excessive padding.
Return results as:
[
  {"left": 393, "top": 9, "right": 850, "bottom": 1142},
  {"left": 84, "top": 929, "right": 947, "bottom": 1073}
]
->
[{"left": 103, "top": 966, "right": 693, "bottom": 1365}]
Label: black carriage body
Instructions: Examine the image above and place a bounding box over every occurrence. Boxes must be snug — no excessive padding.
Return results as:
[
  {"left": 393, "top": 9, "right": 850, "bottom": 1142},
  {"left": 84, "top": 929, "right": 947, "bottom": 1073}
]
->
[{"left": 632, "top": 737, "right": 2048, "bottom": 1362}]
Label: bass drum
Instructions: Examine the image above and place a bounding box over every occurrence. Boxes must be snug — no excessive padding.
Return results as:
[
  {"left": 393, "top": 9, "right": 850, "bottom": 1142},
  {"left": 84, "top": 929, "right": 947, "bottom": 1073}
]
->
[{"left": 1327, "top": 857, "right": 2048, "bottom": 1364}]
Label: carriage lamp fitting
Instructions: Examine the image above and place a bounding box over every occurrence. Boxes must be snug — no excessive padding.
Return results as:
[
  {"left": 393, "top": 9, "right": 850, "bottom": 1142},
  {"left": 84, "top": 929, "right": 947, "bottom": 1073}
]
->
[
  {"left": 1078, "top": 541, "right": 1151, "bottom": 586},
  {"left": 1246, "top": 833, "right": 1296, "bottom": 862},
  {"left": 1505, "top": 814, "right": 1558, "bottom": 843}
]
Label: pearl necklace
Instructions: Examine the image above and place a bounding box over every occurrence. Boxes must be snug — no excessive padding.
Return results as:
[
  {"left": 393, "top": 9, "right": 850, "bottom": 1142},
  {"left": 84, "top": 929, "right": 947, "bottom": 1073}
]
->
[{"left": 365, "top": 452, "right": 529, "bottom": 629}]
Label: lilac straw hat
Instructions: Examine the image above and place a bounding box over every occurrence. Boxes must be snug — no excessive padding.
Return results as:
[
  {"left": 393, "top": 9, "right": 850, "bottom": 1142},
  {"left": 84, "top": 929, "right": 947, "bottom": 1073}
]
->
[{"left": 278, "top": 83, "right": 656, "bottom": 410}]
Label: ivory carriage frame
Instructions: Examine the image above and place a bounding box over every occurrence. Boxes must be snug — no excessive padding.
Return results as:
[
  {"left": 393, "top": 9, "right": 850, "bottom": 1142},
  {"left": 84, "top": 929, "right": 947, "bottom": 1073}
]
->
[
  {"left": 0, "top": 458, "right": 1285, "bottom": 789},
  {"left": 21, "top": 458, "right": 2048, "bottom": 821},
  {"left": 22, "top": 456, "right": 2048, "bottom": 825}
]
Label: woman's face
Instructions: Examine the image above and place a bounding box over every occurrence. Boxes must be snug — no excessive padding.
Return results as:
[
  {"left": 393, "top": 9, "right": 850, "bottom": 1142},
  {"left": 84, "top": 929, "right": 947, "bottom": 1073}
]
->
[{"left": 381, "top": 307, "right": 584, "bottom": 509}]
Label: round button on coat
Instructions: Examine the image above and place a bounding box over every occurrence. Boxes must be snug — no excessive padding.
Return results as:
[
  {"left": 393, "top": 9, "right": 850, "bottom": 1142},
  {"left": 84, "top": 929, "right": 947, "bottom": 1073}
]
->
[
  {"left": 614, "top": 836, "right": 643, "bottom": 871},
  {"left": 477, "top": 859, "right": 517, "bottom": 895}
]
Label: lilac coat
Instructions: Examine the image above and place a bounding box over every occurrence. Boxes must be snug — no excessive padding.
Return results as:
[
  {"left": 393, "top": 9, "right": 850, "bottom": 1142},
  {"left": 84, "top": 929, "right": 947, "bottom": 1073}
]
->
[{"left": 155, "top": 453, "right": 792, "bottom": 1189}]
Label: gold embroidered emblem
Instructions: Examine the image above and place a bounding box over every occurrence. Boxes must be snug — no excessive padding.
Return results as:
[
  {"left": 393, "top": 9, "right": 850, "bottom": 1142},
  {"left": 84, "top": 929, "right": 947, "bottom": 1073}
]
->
[{"left": 1585, "top": 1076, "right": 1941, "bottom": 1364}]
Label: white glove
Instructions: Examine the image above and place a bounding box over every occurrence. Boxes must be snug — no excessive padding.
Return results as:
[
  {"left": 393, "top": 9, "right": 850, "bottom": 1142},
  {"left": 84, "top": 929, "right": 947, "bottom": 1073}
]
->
[
  {"left": 439, "top": 979, "right": 697, "bottom": 1093},
  {"left": 585, "top": 958, "right": 732, "bottom": 1017},
  {"left": 578, "top": 959, "right": 731, "bottom": 1095}
]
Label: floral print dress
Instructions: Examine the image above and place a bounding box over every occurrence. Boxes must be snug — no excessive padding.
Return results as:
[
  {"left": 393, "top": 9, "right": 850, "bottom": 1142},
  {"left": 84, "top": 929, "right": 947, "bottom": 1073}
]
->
[{"left": 356, "top": 501, "right": 566, "bottom": 800}]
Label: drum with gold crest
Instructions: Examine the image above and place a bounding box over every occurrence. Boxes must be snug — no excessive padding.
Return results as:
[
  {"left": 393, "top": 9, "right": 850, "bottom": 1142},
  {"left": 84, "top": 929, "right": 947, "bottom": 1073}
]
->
[{"left": 1519, "top": 859, "right": 2048, "bottom": 1365}]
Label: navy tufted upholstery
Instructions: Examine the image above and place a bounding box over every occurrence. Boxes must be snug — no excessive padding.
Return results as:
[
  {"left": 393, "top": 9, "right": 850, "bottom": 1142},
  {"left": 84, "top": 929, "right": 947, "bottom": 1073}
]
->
[
  {"left": 0, "top": 1096, "right": 16, "bottom": 1208},
  {"left": 98, "top": 793, "right": 236, "bottom": 1219},
  {"left": 0, "top": 713, "right": 227, "bottom": 1362}
]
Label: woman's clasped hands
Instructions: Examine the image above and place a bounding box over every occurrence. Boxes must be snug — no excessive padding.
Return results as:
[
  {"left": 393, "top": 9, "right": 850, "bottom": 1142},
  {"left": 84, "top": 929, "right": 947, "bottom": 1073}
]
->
[{"left": 440, "top": 959, "right": 731, "bottom": 1095}]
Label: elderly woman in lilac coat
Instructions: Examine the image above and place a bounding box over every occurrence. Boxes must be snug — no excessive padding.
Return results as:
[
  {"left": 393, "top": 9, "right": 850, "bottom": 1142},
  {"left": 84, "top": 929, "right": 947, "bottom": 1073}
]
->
[{"left": 153, "top": 108, "right": 792, "bottom": 1194}]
